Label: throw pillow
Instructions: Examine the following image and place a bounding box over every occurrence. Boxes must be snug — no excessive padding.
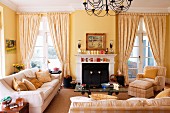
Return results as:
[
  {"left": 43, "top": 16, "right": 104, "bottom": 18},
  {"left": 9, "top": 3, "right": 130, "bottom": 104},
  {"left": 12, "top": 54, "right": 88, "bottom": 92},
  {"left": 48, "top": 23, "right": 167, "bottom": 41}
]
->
[
  {"left": 22, "top": 78, "right": 36, "bottom": 90},
  {"left": 155, "top": 88, "right": 170, "bottom": 98},
  {"left": 36, "top": 70, "right": 52, "bottom": 83},
  {"left": 144, "top": 68, "right": 158, "bottom": 79},
  {"left": 89, "top": 94, "right": 117, "bottom": 100},
  {"left": 13, "top": 77, "right": 28, "bottom": 91},
  {"left": 28, "top": 78, "right": 43, "bottom": 89}
]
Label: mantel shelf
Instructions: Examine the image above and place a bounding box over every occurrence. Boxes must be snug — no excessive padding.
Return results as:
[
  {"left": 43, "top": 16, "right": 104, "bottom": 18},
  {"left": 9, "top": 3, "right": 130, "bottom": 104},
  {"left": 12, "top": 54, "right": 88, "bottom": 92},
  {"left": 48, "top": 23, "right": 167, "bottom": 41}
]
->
[{"left": 75, "top": 54, "right": 117, "bottom": 57}]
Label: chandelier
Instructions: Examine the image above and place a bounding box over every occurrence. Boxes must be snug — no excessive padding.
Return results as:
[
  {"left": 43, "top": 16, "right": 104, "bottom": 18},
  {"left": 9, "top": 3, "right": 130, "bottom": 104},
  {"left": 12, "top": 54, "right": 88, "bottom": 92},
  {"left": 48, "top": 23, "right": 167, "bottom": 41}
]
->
[{"left": 83, "top": 0, "right": 133, "bottom": 17}]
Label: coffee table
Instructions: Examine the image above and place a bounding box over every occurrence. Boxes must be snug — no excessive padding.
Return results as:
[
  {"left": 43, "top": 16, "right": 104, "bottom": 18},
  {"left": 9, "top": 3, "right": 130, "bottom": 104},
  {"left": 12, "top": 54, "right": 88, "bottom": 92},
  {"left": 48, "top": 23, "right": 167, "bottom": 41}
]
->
[{"left": 74, "top": 85, "right": 128, "bottom": 97}]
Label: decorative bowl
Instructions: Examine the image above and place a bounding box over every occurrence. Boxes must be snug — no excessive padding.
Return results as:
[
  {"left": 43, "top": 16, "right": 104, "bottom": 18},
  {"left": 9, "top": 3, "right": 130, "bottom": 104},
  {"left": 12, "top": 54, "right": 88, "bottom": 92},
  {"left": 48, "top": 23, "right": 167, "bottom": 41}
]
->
[{"left": 101, "top": 83, "right": 110, "bottom": 89}]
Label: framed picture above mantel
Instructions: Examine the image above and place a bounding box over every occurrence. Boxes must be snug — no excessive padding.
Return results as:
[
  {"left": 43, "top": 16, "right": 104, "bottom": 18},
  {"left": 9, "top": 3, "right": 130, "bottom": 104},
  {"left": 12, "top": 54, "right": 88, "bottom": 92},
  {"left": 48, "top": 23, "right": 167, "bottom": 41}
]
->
[{"left": 86, "top": 33, "right": 106, "bottom": 50}]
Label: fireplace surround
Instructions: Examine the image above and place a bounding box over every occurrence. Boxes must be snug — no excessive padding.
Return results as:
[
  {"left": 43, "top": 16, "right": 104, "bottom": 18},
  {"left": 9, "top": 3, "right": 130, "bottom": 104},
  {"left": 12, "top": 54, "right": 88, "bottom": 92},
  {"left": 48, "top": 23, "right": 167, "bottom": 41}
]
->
[{"left": 75, "top": 54, "right": 116, "bottom": 84}]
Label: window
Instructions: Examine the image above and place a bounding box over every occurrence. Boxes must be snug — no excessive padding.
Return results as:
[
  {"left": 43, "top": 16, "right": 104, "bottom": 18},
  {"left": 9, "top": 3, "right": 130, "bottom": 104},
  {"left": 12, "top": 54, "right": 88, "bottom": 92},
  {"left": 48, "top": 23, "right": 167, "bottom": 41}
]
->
[
  {"left": 128, "top": 18, "right": 156, "bottom": 79},
  {"left": 31, "top": 17, "right": 60, "bottom": 70}
]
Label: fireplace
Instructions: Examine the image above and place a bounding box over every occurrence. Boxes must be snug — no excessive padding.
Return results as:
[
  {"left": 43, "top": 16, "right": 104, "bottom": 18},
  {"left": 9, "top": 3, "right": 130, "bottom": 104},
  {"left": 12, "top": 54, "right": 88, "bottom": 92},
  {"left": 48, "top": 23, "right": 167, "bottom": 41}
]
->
[
  {"left": 75, "top": 54, "right": 116, "bottom": 84},
  {"left": 82, "top": 63, "right": 109, "bottom": 87}
]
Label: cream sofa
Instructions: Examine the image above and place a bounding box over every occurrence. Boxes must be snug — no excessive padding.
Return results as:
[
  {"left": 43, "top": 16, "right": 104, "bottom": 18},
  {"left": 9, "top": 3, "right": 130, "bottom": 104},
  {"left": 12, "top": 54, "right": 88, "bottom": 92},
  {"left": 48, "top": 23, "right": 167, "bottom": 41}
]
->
[
  {"left": 69, "top": 96, "right": 170, "bottom": 113},
  {"left": 0, "top": 68, "right": 62, "bottom": 113}
]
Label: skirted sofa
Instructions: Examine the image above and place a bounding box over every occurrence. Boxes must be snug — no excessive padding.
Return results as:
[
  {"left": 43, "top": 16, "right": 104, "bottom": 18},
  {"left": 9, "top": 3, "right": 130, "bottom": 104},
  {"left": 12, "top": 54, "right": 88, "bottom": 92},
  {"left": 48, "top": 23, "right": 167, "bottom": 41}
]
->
[
  {"left": 69, "top": 96, "right": 170, "bottom": 113},
  {"left": 0, "top": 68, "right": 62, "bottom": 113}
]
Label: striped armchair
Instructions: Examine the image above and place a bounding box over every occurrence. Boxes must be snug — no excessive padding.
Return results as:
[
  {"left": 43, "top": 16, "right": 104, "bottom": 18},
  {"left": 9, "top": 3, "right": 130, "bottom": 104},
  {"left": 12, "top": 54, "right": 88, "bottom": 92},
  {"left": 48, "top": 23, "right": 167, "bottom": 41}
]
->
[{"left": 136, "top": 66, "right": 166, "bottom": 91}]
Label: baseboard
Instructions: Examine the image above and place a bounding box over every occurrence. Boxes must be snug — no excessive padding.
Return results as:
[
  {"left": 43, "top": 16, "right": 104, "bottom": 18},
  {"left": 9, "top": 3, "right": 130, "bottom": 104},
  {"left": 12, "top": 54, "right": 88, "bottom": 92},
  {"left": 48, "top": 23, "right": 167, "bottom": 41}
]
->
[{"left": 165, "top": 78, "right": 170, "bottom": 84}]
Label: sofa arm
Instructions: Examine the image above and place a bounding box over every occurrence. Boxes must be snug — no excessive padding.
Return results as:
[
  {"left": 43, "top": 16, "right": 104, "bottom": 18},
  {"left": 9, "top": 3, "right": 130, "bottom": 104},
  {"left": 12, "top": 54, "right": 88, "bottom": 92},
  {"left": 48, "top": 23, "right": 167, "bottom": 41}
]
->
[
  {"left": 136, "top": 73, "right": 144, "bottom": 79},
  {"left": 51, "top": 74, "right": 61, "bottom": 80},
  {"left": 155, "top": 76, "right": 165, "bottom": 86},
  {"left": 13, "top": 91, "right": 44, "bottom": 107}
]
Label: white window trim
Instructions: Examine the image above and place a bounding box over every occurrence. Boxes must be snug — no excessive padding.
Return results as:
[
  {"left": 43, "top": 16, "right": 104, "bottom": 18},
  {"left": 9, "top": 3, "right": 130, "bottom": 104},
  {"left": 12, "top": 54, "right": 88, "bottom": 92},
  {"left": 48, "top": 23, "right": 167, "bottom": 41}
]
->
[{"left": 0, "top": 7, "right": 5, "bottom": 78}]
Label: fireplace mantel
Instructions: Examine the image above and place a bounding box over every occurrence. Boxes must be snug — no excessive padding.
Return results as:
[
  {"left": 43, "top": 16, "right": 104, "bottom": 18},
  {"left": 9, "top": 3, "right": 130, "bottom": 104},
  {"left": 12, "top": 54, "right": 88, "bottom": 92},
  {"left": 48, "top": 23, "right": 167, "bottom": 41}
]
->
[{"left": 75, "top": 54, "right": 117, "bottom": 83}]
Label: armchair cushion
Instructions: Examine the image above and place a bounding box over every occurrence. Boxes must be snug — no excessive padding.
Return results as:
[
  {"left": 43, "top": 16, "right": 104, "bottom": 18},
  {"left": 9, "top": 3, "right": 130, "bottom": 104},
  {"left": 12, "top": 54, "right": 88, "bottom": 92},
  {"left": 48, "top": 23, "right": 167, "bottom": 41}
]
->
[{"left": 144, "top": 68, "right": 158, "bottom": 79}]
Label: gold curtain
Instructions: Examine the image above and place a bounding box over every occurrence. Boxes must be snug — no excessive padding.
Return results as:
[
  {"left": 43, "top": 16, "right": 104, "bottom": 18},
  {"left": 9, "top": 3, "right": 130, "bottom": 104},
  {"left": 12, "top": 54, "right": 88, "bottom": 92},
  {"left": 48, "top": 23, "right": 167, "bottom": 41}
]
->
[
  {"left": 143, "top": 15, "right": 166, "bottom": 66},
  {"left": 118, "top": 14, "right": 140, "bottom": 84},
  {"left": 47, "top": 13, "right": 70, "bottom": 78},
  {"left": 19, "top": 14, "right": 41, "bottom": 67}
]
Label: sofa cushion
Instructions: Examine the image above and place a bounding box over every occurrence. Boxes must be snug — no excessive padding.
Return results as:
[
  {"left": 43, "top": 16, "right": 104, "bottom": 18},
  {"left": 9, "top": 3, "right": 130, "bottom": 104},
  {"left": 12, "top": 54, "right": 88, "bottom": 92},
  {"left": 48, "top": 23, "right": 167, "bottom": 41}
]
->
[
  {"left": 22, "top": 78, "right": 36, "bottom": 90},
  {"left": 36, "top": 70, "right": 52, "bottom": 83},
  {"left": 22, "top": 70, "right": 36, "bottom": 78},
  {"left": 37, "top": 86, "right": 54, "bottom": 99},
  {"left": 155, "top": 89, "right": 170, "bottom": 98},
  {"left": 129, "top": 80, "right": 153, "bottom": 89},
  {"left": 145, "top": 97, "right": 170, "bottom": 106},
  {"left": 71, "top": 99, "right": 144, "bottom": 108},
  {"left": 144, "top": 68, "right": 158, "bottom": 79},
  {"left": 41, "top": 79, "right": 59, "bottom": 88},
  {"left": 27, "top": 78, "right": 43, "bottom": 89},
  {"left": 13, "top": 77, "right": 28, "bottom": 91}
]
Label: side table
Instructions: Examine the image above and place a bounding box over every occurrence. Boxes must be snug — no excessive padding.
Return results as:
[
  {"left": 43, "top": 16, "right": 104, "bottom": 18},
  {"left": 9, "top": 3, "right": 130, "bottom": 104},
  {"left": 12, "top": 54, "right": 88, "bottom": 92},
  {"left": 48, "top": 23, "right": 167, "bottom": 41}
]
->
[{"left": 0, "top": 102, "right": 29, "bottom": 113}]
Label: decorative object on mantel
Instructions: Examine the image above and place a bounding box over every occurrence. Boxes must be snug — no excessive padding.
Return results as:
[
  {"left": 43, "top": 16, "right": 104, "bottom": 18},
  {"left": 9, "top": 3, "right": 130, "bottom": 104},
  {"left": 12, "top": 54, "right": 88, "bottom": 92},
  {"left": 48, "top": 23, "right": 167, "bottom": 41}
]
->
[
  {"left": 110, "top": 40, "right": 114, "bottom": 54},
  {"left": 86, "top": 33, "right": 106, "bottom": 50},
  {"left": 83, "top": 0, "right": 133, "bottom": 17},
  {"left": 77, "top": 40, "right": 81, "bottom": 54}
]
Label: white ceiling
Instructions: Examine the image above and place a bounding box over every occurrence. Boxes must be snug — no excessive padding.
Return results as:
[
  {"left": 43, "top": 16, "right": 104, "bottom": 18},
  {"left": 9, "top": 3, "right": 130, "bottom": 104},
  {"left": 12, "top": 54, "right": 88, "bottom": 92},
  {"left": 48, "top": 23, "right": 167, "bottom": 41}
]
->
[{"left": 1, "top": 0, "right": 170, "bottom": 13}]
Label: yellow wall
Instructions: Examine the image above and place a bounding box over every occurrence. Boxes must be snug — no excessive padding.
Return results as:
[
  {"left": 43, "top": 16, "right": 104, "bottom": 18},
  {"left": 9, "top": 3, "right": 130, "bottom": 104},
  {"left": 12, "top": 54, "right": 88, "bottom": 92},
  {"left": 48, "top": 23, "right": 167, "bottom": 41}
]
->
[
  {"left": 0, "top": 3, "right": 17, "bottom": 75},
  {"left": 70, "top": 10, "right": 117, "bottom": 79},
  {"left": 165, "top": 15, "right": 170, "bottom": 78}
]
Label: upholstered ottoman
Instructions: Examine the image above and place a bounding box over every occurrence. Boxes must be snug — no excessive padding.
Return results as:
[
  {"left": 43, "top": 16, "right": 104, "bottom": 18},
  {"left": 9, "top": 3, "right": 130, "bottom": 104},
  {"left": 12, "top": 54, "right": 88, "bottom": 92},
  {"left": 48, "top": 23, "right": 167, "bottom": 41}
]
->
[{"left": 128, "top": 80, "right": 154, "bottom": 98}]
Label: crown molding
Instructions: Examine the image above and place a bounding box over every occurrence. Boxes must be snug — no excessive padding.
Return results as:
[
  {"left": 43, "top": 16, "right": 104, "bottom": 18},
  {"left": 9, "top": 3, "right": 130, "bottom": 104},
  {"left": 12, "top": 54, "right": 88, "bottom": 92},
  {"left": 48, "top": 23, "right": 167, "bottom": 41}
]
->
[
  {"left": 128, "top": 7, "right": 169, "bottom": 13},
  {"left": 0, "top": 0, "right": 17, "bottom": 11},
  {"left": 17, "top": 6, "right": 75, "bottom": 13}
]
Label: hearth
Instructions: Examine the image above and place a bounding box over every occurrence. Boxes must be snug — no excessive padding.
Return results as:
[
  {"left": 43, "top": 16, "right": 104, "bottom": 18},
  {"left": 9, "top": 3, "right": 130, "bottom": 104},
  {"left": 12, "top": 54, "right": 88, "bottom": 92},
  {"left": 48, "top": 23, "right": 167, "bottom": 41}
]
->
[{"left": 82, "top": 63, "right": 109, "bottom": 87}]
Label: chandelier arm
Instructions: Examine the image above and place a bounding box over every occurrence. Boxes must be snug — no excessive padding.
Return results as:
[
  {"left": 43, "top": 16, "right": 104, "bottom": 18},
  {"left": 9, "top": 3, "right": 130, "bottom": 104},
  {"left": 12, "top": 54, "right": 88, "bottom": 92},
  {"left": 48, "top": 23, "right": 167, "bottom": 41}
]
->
[{"left": 83, "top": 0, "right": 133, "bottom": 17}]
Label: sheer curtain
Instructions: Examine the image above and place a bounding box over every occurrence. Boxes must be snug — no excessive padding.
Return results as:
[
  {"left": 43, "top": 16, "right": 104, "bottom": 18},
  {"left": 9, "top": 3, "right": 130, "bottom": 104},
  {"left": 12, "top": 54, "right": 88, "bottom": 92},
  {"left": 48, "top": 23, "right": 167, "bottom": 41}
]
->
[
  {"left": 19, "top": 14, "right": 41, "bottom": 68},
  {"left": 144, "top": 14, "right": 167, "bottom": 66},
  {"left": 118, "top": 14, "right": 140, "bottom": 84},
  {"left": 47, "top": 13, "right": 70, "bottom": 78}
]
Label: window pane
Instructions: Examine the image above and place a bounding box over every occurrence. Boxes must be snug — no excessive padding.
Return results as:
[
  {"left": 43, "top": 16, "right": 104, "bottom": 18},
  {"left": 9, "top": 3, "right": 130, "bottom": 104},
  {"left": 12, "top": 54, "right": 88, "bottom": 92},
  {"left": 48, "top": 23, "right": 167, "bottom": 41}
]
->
[
  {"left": 143, "top": 47, "right": 153, "bottom": 58},
  {"left": 39, "top": 22, "right": 43, "bottom": 30},
  {"left": 148, "top": 58, "right": 154, "bottom": 66},
  {"left": 142, "top": 21, "right": 146, "bottom": 32},
  {"left": 36, "top": 36, "right": 44, "bottom": 46},
  {"left": 148, "top": 47, "right": 153, "bottom": 57},
  {"left": 48, "top": 47, "right": 57, "bottom": 59},
  {"left": 48, "top": 59, "right": 61, "bottom": 70},
  {"left": 143, "top": 36, "right": 149, "bottom": 47},
  {"left": 32, "top": 47, "right": 44, "bottom": 57},
  {"left": 134, "top": 36, "right": 139, "bottom": 46},
  {"left": 130, "top": 47, "right": 139, "bottom": 57},
  {"left": 48, "top": 36, "right": 53, "bottom": 46},
  {"left": 31, "top": 58, "right": 43, "bottom": 68},
  {"left": 128, "top": 69, "right": 138, "bottom": 78},
  {"left": 128, "top": 58, "right": 138, "bottom": 68}
]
